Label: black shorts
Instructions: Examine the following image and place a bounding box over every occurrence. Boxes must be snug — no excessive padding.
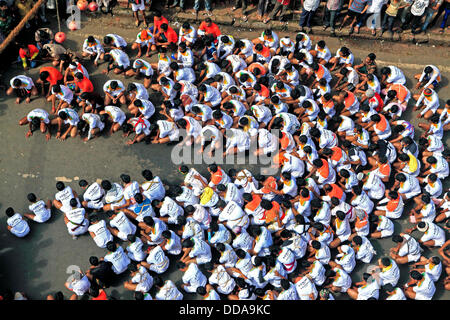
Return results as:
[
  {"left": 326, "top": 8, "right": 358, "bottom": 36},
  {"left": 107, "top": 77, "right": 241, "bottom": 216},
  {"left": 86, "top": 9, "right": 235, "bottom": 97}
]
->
[
  {"left": 347, "top": 9, "right": 362, "bottom": 20},
  {"left": 14, "top": 88, "right": 31, "bottom": 98},
  {"left": 114, "top": 64, "right": 131, "bottom": 72}
]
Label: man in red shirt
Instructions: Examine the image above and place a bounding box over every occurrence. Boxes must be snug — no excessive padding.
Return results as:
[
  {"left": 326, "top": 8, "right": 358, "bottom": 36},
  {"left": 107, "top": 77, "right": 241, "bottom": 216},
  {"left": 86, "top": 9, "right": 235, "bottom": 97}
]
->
[
  {"left": 18, "top": 44, "right": 40, "bottom": 70},
  {"left": 198, "top": 18, "right": 221, "bottom": 40},
  {"left": 155, "top": 23, "right": 178, "bottom": 51},
  {"left": 89, "top": 288, "right": 108, "bottom": 300},
  {"left": 36, "top": 66, "right": 63, "bottom": 97},
  {"left": 74, "top": 72, "right": 94, "bottom": 101},
  {"left": 151, "top": 10, "right": 169, "bottom": 39}
]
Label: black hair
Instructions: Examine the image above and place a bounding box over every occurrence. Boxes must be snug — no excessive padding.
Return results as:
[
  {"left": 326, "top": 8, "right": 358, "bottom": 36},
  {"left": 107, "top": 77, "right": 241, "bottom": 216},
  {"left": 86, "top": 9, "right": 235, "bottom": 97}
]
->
[
  {"left": 353, "top": 236, "right": 363, "bottom": 245},
  {"left": 101, "top": 180, "right": 112, "bottom": 191},
  {"left": 56, "top": 181, "right": 65, "bottom": 191},
  {"left": 27, "top": 193, "right": 37, "bottom": 202},
  {"left": 106, "top": 241, "right": 116, "bottom": 252}
]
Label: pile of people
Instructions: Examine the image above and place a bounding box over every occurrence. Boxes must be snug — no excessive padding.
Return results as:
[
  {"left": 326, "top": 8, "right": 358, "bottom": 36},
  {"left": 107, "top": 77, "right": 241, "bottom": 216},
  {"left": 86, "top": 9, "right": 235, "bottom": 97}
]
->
[{"left": 5, "top": 13, "right": 450, "bottom": 300}]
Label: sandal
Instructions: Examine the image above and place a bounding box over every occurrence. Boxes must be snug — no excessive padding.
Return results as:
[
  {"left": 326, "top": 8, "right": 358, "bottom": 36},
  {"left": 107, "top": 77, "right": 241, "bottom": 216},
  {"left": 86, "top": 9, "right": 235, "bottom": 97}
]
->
[
  {"left": 371, "top": 29, "right": 376, "bottom": 36},
  {"left": 263, "top": 18, "right": 270, "bottom": 24},
  {"left": 439, "top": 29, "right": 444, "bottom": 34}
]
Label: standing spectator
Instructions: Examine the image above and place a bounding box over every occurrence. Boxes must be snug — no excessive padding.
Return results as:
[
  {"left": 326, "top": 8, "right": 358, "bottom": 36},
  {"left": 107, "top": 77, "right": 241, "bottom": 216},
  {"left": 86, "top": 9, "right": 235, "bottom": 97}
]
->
[
  {"left": 323, "top": 0, "right": 342, "bottom": 36},
  {"left": 437, "top": 0, "right": 449, "bottom": 33},
  {"left": 96, "top": 0, "right": 113, "bottom": 15},
  {"left": 264, "top": 0, "right": 291, "bottom": 24},
  {"left": 358, "top": 0, "right": 387, "bottom": 36},
  {"left": 399, "top": 0, "right": 414, "bottom": 26},
  {"left": 128, "top": 0, "right": 148, "bottom": 27},
  {"left": 339, "top": 0, "right": 371, "bottom": 34},
  {"left": 421, "top": 0, "right": 443, "bottom": 33},
  {"left": 233, "top": 0, "right": 250, "bottom": 22},
  {"left": 429, "top": 0, "right": 448, "bottom": 32},
  {"left": 382, "top": 0, "right": 408, "bottom": 39},
  {"left": 299, "top": 0, "right": 321, "bottom": 33},
  {"left": 0, "top": 9, "right": 14, "bottom": 37},
  {"left": 14, "top": 0, "right": 34, "bottom": 28},
  {"left": 257, "top": 0, "right": 271, "bottom": 20},
  {"left": 194, "top": 0, "right": 212, "bottom": 20},
  {"left": 169, "top": 0, "right": 185, "bottom": 11},
  {"left": 401, "top": 0, "right": 429, "bottom": 34}
]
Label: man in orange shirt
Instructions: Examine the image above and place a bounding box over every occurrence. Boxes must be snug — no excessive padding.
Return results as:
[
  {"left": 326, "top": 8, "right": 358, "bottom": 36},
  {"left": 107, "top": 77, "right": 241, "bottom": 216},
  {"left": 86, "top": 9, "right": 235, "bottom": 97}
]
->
[
  {"left": 74, "top": 72, "right": 94, "bottom": 101},
  {"left": 155, "top": 23, "right": 178, "bottom": 51},
  {"left": 36, "top": 66, "right": 63, "bottom": 97},
  {"left": 198, "top": 18, "right": 221, "bottom": 41},
  {"left": 207, "top": 164, "right": 231, "bottom": 187},
  {"left": 90, "top": 288, "right": 108, "bottom": 300},
  {"left": 151, "top": 10, "right": 169, "bottom": 38}
]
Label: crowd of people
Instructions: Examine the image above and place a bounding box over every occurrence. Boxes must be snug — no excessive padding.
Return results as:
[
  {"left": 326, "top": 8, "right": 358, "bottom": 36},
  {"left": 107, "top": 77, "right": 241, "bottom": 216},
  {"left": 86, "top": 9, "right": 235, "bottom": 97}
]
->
[
  {"left": 161, "top": 0, "right": 450, "bottom": 36},
  {"left": 3, "top": 9, "right": 450, "bottom": 301}
]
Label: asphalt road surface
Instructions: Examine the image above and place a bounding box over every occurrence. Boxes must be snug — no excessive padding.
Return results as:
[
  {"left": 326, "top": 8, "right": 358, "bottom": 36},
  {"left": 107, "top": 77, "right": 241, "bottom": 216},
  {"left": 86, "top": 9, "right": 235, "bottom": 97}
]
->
[{"left": 0, "top": 13, "right": 449, "bottom": 300}]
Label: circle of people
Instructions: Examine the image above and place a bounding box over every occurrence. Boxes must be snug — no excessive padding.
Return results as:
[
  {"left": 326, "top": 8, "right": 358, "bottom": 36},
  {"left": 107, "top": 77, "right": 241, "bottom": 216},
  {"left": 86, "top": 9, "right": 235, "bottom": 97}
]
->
[{"left": 5, "top": 14, "right": 450, "bottom": 301}]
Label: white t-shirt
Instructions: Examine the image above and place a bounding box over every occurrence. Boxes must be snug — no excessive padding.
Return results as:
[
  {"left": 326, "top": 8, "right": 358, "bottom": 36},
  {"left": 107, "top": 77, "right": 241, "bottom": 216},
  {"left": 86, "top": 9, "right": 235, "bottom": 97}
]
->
[
  {"left": 27, "top": 108, "right": 50, "bottom": 124},
  {"left": 156, "top": 280, "right": 183, "bottom": 300},
  {"left": 88, "top": 220, "right": 113, "bottom": 248},
  {"left": 411, "top": 0, "right": 429, "bottom": 15},
  {"left": 104, "top": 105, "right": 126, "bottom": 125},
  {"left": 10, "top": 75, "right": 34, "bottom": 90},
  {"left": 295, "top": 276, "right": 317, "bottom": 300},
  {"left": 55, "top": 186, "right": 79, "bottom": 212},
  {"left": 109, "top": 48, "right": 130, "bottom": 68},
  {"left": 104, "top": 246, "right": 131, "bottom": 274},
  {"left": 131, "top": 266, "right": 153, "bottom": 293},
  {"left": 7, "top": 213, "right": 30, "bottom": 237},
  {"left": 141, "top": 176, "right": 165, "bottom": 202},
  {"left": 29, "top": 200, "right": 51, "bottom": 222},
  {"left": 58, "top": 108, "right": 79, "bottom": 126},
  {"left": 126, "top": 238, "right": 147, "bottom": 262},
  {"left": 110, "top": 211, "right": 137, "bottom": 239},
  {"left": 146, "top": 245, "right": 170, "bottom": 274}
]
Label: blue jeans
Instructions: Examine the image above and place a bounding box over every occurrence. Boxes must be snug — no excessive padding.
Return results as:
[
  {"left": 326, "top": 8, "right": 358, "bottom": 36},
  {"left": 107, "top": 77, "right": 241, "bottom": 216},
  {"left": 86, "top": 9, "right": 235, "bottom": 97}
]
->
[
  {"left": 299, "top": 8, "right": 316, "bottom": 28},
  {"left": 194, "top": 0, "right": 211, "bottom": 11},
  {"left": 324, "top": 8, "right": 338, "bottom": 30},
  {"left": 382, "top": 14, "right": 396, "bottom": 32},
  {"left": 358, "top": 11, "right": 381, "bottom": 29},
  {"left": 441, "top": 7, "right": 450, "bottom": 29},
  {"left": 172, "top": 0, "right": 185, "bottom": 8},
  {"left": 421, "top": 7, "right": 435, "bottom": 31}
]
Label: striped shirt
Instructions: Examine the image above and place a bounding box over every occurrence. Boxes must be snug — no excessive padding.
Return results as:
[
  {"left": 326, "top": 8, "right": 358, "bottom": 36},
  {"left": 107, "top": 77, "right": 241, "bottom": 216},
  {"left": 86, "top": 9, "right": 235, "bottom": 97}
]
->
[{"left": 349, "top": 0, "right": 369, "bottom": 13}]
